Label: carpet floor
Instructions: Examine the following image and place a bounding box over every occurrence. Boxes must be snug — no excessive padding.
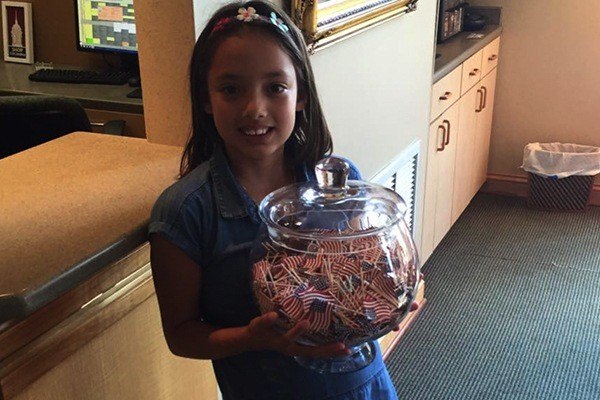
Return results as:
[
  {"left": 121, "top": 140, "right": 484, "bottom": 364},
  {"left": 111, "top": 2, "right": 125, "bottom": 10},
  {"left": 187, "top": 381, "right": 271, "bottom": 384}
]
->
[{"left": 387, "top": 193, "right": 600, "bottom": 400}]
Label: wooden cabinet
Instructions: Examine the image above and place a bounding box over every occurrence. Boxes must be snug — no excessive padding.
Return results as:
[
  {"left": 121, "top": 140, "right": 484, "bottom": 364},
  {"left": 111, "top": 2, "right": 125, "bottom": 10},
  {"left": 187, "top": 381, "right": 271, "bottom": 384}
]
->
[
  {"left": 422, "top": 102, "right": 459, "bottom": 262},
  {"left": 422, "top": 37, "right": 500, "bottom": 263},
  {"left": 0, "top": 245, "right": 219, "bottom": 400},
  {"left": 451, "top": 67, "right": 498, "bottom": 222},
  {"left": 452, "top": 85, "right": 480, "bottom": 222},
  {"left": 482, "top": 38, "right": 500, "bottom": 77},
  {"left": 430, "top": 66, "right": 462, "bottom": 122},
  {"left": 473, "top": 68, "right": 498, "bottom": 192},
  {"left": 460, "top": 50, "right": 483, "bottom": 96}
]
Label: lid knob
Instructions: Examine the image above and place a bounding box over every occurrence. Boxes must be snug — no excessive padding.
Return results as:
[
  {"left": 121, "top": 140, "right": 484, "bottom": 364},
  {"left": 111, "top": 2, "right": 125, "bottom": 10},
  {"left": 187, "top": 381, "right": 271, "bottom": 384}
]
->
[{"left": 315, "top": 156, "right": 350, "bottom": 191}]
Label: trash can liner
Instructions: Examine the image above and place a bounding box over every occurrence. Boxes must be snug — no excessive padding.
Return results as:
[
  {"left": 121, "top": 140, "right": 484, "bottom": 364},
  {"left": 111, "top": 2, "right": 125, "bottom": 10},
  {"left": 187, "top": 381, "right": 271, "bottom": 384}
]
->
[{"left": 522, "top": 142, "right": 600, "bottom": 179}]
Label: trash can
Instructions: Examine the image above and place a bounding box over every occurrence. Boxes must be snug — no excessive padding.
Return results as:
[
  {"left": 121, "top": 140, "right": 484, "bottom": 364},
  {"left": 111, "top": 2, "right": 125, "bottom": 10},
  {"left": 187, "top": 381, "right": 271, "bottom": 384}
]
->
[{"left": 522, "top": 142, "right": 600, "bottom": 211}]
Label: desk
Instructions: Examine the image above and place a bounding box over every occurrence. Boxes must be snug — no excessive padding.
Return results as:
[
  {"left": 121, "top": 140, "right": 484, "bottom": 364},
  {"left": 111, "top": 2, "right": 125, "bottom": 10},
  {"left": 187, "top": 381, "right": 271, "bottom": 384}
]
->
[{"left": 0, "top": 61, "right": 143, "bottom": 114}]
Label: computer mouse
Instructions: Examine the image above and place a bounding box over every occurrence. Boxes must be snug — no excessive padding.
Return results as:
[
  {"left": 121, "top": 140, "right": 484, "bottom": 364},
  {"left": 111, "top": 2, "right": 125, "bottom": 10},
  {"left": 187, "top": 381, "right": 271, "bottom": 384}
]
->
[{"left": 128, "top": 76, "right": 141, "bottom": 87}]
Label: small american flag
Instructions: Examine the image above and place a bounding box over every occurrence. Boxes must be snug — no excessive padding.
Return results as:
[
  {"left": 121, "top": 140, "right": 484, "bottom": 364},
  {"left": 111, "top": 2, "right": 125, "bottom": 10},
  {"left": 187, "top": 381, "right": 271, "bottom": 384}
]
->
[
  {"left": 363, "top": 295, "right": 393, "bottom": 324},
  {"left": 281, "top": 255, "right": 304, "bottom": 269},
  {"left": 361, "top": 261, "right": 375, "bottom": 271},
  {"left": 281, "top": 294, "right": 305, "bottom": 321},
  {"left": 332, "top": 256, "right": 361, "bottom": 277},
  {"left": 303, "top": 253, "right": 323, "bottom": 271},
  {"left": 308, "top": 298, "right": 333, "bottom": 331},
  {"left": 373, "top": 273, "right": 397, "bottom": 300},
  {"left": 256, "top": 291, "right": 276, "bottom": 313},
  {"left": 309, "top": 275, "right": 330, "bottom": 290},
  {"left": 319, "top": 240, "right": 346, "bottom": 254}
]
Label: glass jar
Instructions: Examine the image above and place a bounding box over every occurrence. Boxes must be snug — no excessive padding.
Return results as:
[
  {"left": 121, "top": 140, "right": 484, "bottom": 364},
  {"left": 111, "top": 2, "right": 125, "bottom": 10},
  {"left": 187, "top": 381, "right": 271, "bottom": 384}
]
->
[{"left": 250, "top": 156, "right": 420, "bottom": 373}]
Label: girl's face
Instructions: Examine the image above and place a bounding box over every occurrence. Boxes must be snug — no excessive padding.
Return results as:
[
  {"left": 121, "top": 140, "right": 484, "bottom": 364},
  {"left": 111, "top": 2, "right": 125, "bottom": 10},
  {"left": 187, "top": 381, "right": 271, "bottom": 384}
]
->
[{"left": 205, "top": 29, "right": 305, "bottom": 164}]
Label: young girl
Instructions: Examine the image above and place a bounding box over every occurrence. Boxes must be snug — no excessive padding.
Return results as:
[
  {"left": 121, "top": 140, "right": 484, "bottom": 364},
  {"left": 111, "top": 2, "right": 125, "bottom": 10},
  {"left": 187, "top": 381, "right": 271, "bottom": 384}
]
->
[{"left": 149, "top": 1, "right": 401, "bottom": 398}]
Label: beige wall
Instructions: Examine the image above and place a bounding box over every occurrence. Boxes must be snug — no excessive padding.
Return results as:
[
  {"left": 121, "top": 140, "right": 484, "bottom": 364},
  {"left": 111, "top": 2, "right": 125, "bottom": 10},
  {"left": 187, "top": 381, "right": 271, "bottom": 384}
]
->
[
  {"left": 136, "top": 0, "right": 196, "bottom": 147},
  {"left": 472, "top": 0, "right": 600, "bottom": 177}
]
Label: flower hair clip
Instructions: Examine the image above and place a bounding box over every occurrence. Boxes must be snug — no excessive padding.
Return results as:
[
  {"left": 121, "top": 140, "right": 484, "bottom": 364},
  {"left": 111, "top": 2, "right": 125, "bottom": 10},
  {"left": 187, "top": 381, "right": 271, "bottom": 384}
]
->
[
  {"left": 269, "top": 12, "right": 289, "bottom": 33},
  {"left": 237, "top": 7, "right": 260, "bottom": 22},
  {"left": 211, "top": 7, "right": 291, "bottom": 34}
]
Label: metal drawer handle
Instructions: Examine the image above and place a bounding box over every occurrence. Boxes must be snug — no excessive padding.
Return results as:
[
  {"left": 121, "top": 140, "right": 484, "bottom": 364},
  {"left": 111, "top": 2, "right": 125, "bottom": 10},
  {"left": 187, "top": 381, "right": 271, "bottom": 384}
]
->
[
  {"left": 488, "top": 54, "right": 498, "bottom": 61},
  {"left": 437, "top": 124, "right": 447, "bottom": 152},
  {"left": 439, "top": 91, "right": 452, "bottom": 101},
  {"left": 481, "top": 86, "right": 488, "bottom": 109},
  {"left": 469, "top": 68, "right": 480, "bottom": 77},
  {"left": 443, "top": 119, "right": 451, "bottom": 145},
  {"left": 476, "top": 89, "right": 484, "bottom": 113}
]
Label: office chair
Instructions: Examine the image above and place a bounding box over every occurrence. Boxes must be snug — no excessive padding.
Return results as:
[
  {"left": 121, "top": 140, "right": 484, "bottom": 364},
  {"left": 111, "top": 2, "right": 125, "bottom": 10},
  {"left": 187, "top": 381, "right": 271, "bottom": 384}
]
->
[{"left": 0, "top": 95, "right": 125, "bottom": 159}]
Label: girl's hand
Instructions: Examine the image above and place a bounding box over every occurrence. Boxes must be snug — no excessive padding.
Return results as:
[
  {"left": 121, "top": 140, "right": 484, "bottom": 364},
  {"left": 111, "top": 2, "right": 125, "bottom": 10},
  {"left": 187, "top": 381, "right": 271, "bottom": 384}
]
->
[
  {"left": 391, "top": 301, "right": 419, "bottom": 332},
  {"left": 391, "top": 271, "right": 424, "bottom": 331},
  {"left": 246, "top": 312, "right": 350, "bottom": 359}
]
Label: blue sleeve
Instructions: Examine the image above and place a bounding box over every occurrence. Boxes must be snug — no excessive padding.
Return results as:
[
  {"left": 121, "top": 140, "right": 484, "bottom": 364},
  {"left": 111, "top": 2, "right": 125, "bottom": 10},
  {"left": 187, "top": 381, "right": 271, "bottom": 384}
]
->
[{"left": 148, "top": 187, "right": 205, "bottom": 266}]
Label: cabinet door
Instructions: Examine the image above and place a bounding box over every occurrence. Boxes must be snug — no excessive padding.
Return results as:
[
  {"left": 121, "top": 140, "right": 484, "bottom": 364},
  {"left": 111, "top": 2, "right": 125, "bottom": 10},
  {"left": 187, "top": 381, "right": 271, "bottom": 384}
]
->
[
  {"left": 452, "top": 84, "right": 481, "bottom": 223},
  {"left": 473, "top": 68, "right": 498, "bottom": 192},
  {"left": 422, "top": 102, "right": 460, "bottom": 262},
  {"left": 433, "top": 103, "right": 459, "bottom": 248}
]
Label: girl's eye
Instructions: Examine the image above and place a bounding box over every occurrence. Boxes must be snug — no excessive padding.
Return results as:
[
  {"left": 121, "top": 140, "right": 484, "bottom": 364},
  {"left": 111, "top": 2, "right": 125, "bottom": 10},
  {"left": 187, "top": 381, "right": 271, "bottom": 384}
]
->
[
  {"left": 220, "top": 86, "right": 238, "bottom": 96},
  {"left": 269, "top": 84, "right": 287, "bottom": 94}
]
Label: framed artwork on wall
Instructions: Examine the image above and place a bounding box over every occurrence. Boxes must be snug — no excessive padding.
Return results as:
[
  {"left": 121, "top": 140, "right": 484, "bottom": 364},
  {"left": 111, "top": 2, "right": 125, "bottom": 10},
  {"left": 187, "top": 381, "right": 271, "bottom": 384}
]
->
[
  {"left": 292, "top": 0, "right": 418, "bottom": 52},
  {"left": 2, "top": 1, "right": 34, "bottom": 64}
]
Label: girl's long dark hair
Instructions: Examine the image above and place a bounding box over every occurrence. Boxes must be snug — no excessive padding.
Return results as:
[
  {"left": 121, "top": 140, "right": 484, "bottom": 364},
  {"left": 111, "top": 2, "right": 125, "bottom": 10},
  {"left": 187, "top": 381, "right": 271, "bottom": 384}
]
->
[{"left": 180, "top": 0, "right": 333, "bottom": 177}]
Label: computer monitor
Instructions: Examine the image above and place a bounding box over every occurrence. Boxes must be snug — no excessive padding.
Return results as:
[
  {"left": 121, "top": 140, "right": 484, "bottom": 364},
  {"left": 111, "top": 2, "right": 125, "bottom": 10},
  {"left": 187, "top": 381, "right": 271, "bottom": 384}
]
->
[{"left": 74, "top": 0, "right": 138, "bottom": 57}]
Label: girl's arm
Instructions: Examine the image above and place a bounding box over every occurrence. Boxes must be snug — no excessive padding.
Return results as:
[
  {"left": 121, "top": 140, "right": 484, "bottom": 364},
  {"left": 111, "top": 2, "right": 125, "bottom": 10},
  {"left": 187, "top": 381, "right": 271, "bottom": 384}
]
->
[{"left": 150, "top": 233, "right": 350, "bottom": 360}]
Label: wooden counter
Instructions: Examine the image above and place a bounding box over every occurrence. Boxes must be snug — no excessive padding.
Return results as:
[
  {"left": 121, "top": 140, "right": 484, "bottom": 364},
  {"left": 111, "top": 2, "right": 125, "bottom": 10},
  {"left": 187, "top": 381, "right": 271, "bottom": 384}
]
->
[
  {"left": 0, "top": 133, "right": 219, "bottom": 400},
  {"left": 0, "top": 133, "right": 181, "bottom": 323}
]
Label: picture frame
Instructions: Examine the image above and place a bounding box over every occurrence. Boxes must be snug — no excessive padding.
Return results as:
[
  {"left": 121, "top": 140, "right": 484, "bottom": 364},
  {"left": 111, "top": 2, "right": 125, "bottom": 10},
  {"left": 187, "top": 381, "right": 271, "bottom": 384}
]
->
[
  {"left": 2, "top": 1, "right": 34, "bottom": 64},
  {"left": 292, "top": 0, "right": 419, "bottom": 52}
]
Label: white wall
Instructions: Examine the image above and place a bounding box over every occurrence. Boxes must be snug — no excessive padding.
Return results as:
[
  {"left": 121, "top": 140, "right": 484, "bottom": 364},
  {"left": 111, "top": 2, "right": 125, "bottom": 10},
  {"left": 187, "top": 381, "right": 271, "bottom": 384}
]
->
[
  {"left": 310, "top": 2, "right": 436, "bottom": 180},
  {"left": 472, "top": 0, "right": 600, "bottom": 177}
]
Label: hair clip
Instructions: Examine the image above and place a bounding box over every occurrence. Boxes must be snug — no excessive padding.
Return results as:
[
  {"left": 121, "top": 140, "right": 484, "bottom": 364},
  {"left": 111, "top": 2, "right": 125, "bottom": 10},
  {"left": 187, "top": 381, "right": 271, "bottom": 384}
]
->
[
  {"left": 211, "top": 7, "right": 290, "bottom": 34},
  {"left": 269, "top": 12, "right": 290, "bottom": 33},
  {"left": 237, "top": 7, "right": 259, "bottom": 22}
]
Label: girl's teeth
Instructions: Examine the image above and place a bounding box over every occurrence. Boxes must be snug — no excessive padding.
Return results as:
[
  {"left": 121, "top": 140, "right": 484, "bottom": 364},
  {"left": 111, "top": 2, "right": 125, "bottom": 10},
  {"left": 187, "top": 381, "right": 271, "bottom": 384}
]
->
[{"left": 243, "top": 128, "right": 269, "bottom": 136}]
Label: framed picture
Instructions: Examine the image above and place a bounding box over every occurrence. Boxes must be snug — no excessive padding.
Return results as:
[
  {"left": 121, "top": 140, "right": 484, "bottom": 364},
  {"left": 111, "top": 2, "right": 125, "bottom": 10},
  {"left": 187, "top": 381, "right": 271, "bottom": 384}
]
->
[
  {"left": 2, "top": 1, "right": 34, "bottom": 64},
  {"left": 292, "top": 0, "right": 418, "bottom": 52}
]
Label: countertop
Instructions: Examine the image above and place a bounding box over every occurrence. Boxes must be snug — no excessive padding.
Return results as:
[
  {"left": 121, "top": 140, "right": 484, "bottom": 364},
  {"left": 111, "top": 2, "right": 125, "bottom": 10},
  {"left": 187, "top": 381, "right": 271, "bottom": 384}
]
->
[
  {"left": 434, "top": 24, "right": 503, "bottom": 83},
  {"left": 0, "top": 62, "right": 143, "bottom": 114},
  {"left": 0, "top": 133, "right": 181, "bottom": 322}
]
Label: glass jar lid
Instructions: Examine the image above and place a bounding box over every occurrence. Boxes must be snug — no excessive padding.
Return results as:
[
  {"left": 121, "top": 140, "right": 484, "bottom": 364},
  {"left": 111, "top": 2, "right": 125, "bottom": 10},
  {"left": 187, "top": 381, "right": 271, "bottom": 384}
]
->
[{"left": 258, "top": 156, "right": 407, "bottom": 241}]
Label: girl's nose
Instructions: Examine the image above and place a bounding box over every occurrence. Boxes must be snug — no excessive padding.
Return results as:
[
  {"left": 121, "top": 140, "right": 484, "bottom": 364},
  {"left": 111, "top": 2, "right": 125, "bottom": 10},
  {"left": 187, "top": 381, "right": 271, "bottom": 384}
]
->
[{"left": 243, "top": 92, "right": 267, "bottom": 119}]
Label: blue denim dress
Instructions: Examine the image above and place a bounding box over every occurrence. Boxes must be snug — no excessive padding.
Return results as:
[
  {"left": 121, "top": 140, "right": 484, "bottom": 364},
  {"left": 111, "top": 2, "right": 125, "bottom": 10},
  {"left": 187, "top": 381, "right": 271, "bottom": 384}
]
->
[{"left": 149, "top": 145, "right": 398, "bottom": 400}]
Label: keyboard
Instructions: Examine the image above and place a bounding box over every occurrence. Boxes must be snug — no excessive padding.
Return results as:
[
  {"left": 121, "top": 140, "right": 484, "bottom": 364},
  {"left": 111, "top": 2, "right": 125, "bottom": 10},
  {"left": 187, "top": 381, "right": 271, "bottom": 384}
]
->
[{"left": 29, "top": 69, "right": 130, "bottom": 85}]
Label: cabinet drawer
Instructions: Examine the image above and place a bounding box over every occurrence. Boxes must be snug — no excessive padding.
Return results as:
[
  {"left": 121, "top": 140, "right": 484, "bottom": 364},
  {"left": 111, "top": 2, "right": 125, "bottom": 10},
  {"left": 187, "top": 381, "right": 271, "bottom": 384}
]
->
[
  {"left": 460, "top": 50, "right": 483, "bottom": 95},
  {"left": 482, "top": 37, "right": 501, "bottom": 76},
  {"left": 430, "top": 65, "right": 462, "bottom": 122}
]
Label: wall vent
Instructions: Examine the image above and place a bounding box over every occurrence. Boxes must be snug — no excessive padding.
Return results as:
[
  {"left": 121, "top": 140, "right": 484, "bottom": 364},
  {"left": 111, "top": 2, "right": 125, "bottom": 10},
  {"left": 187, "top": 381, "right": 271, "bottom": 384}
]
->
[{"left": 371, "top": 141, "right": 420, "bottom": 234}]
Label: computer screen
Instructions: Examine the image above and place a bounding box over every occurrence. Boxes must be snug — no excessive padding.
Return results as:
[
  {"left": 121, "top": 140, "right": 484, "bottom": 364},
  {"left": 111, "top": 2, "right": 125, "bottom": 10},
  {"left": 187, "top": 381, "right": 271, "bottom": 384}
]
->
[{"left": 74, "top": 0, "right": 137, "bottom": 55}]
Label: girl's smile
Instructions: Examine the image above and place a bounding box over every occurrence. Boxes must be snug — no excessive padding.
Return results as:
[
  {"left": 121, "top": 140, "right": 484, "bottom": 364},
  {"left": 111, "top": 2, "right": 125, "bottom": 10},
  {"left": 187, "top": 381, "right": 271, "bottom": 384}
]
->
[{"left": 240, "top": 126, "right": 272, "bottom": 136}]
